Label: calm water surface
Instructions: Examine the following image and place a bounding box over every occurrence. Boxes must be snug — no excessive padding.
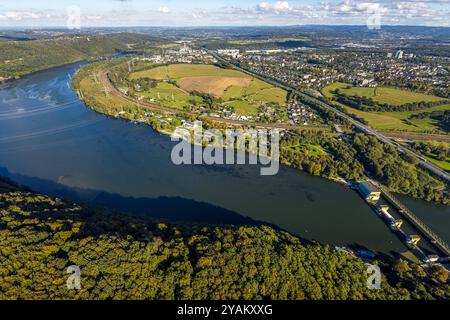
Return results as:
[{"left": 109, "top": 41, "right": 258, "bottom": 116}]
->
[{"left": 0, "top": 62, "right": 448, "bottom": 255}]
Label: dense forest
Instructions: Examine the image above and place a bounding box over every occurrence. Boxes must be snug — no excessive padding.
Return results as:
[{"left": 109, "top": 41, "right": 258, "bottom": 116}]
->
[
  {"left": 279, "top": 131, "right": 449, "bottom": 205},
  {"left": 0, "top": 177, "right": 449, "bottom": 300},
  {"left": 280, "top": 130, "right": 365, "bottom": 180},
  {"left": 351, "top": 134, "right": 449, "bottom": 204},
  {"left": 410, "top": 141, "right": 449, "bottom": 162},
  {"left": 0, "top": 33, "right": 154, "bottom": 80}
]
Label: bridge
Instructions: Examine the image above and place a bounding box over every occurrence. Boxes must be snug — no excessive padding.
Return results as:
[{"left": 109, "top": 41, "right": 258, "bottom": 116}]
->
[
  {"left": 371, "top": 180, "right": 450, "bottom": 258},
  {"left": 208, "top": 50, "right": 450, "bottom": 262}
]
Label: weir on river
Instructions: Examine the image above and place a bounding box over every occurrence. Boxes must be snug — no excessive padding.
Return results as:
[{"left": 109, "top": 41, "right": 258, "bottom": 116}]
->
[
  {"left": 357, "top": 178, "right": 449, "bottom": 262},
  {"left": 376, "top": 182, "right": 450, "bottom": 259}
]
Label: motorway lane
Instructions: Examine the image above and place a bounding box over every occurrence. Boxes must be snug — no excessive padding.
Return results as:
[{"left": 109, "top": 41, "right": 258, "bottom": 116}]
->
[{"left": 210, "top": 51, "right": 450, "bottom": 184}]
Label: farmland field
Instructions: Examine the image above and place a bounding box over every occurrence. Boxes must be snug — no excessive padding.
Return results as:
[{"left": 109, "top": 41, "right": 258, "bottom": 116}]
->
[
  {"left": 139, "top": 82, "right": 202, "bottom": 109},
  {"left": 323, "top": 83, "right": 450, "bottom": 133},
  {"left": 339, "top": 102, "right": 449, "bottom": 132},
  {"left": 130, "top": 64, "right": 247, "bottom": 81},
  {"left": 324, "top": 82, "right": 445, "bottom": 106},
  {"left": 223, "top": 100, "right": 257, "bottom": 115},
  {"left": 130, "top": 64, "right": 287, "bottom": 115},
  {"left": 177, "top": 76, "right": 252, "bottom": 97}
]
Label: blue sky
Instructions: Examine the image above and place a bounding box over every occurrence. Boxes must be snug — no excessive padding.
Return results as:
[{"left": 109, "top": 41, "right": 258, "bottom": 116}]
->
[{"left": 0, "top": 0, "right": 449, "bottom": 27}]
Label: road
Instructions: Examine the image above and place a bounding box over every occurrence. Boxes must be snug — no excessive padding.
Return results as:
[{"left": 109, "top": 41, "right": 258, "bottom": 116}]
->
[
  {"left": 210, "top": 51, "right": 450, "bottom": 184},
  {"left": 97, "top": 68, "right": 332, "bottom": 132}
]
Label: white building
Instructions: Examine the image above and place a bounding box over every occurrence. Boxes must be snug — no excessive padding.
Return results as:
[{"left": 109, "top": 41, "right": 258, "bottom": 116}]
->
[{"left": 218, "top": 49, "right": 240, "bottom": 58}]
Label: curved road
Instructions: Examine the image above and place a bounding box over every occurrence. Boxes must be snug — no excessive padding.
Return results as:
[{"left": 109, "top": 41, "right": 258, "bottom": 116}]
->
[
  {"left": 210, "top": 51, "right": 450, "bottom": 184},
  {"left": 98, "top": 68, "right": 332, "bottom": 132}
]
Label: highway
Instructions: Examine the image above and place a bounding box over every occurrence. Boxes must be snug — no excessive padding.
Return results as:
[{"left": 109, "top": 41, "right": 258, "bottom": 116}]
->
[
  {"left": 97, "top": 68, "right": 332, "bottom": 132},
  {"left": 210, "top": 51, "right": 450, "bottom": 184}
]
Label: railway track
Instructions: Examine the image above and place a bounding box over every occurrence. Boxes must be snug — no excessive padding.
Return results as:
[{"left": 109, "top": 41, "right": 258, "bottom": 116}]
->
[{"left": 96, "top": 68, "right": 332, "bottom": 132}]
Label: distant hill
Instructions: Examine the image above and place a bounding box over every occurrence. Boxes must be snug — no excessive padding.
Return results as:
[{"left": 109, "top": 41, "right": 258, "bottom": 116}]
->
[{"left": 0, "top": 33, "right": 150, "bottom": 80}]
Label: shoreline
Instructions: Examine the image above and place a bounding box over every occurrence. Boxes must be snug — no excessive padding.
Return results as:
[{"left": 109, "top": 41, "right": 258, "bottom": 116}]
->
[{"left": 72, "top": 60, "right": 449, "bottom": 207}]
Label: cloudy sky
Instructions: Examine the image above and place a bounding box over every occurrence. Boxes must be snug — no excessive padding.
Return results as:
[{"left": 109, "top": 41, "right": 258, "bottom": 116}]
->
[{"left": 0, "top": 0, "right": 449, "bottom": 27}]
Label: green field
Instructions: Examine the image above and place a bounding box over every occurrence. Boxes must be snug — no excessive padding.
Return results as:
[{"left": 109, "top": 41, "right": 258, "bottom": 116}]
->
[
  {"left": 138, "top": 82, "right": 202, "bottom": 110},
  {"left": 323, "top": 82, "right": 450, "bottom": 133},
  {"left": 222, "top": 79, "right": 286, "bottom": 105},
  {"left": 411, "top": 141, "right": 450, "bottom": 171},
  {"left": 324, "top": 82, "right": 444, "bottom": 106},
  {"left": 222, "top": 78, "right": 271, "bottom": 100},
  {"left": 425, "top": 154, "right": 450, "bottom": 171},
  {"left": 247, "top": 86, "right": 287, "bottom": 105},
  {"left": 130, "top": 64, "right": 287, "bottom": 116},
  {"left": 285, "top": 143, "right": 328, "bottom": 157},
  {"left": 130, "top": 64, "right": 246, "bottom": 81},
  {"left": 223, "top": 100, "right": 258, "bottom": 115}
]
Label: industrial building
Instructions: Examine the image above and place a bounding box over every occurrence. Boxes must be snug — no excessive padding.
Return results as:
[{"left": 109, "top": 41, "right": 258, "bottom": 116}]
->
[{"left": 357, "top": 181, "right": 381, "bottom": 203}]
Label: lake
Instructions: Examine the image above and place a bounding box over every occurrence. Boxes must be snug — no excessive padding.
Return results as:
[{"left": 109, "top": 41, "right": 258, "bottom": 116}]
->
[{"left": 0, "top": 62, "right": 448, "bottom": 257}]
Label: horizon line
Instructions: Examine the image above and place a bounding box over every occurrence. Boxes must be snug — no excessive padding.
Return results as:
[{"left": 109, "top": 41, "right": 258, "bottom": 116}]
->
[{"left": 1, "top": 24, "right": 450, "bottom": 30}]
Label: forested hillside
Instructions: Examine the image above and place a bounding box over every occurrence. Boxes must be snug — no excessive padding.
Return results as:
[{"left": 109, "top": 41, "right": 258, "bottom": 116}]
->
[
  {"left": 0, "top": 177, "right": 448, "bottom": 300},
  {"left": 0, "top": 33, "right": 151, "bottom": 80}
]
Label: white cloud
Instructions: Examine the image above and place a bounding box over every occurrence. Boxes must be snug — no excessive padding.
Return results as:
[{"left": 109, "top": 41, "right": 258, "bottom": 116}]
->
[
  {"left": 338, "top": 1, "right": 353, "bottom": 12},
  {"left": 0, "top": 1, "right": 448, "bottom": 27},
  {"left": 5, "top": 11, "right": 21, "bottom": 20},
  {"left": 396, "top": 2, "right": 427, "bottom": 10},
  {"left": 158, "top": 6, "right": 170, "bottom": 14},
  {"left": 84, "top": 15, "right": 103, "bottom": 21},
  {"left": 357, "top": 3, "right": 389, "bottom": 14},
  {"left": 257, "top": 1, "right": 291, "bottom": 14}
]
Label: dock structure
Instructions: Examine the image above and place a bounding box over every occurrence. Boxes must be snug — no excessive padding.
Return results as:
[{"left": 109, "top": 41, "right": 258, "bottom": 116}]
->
[{"left": 371, "top": 180, "right": 450, "bottom": 258}]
